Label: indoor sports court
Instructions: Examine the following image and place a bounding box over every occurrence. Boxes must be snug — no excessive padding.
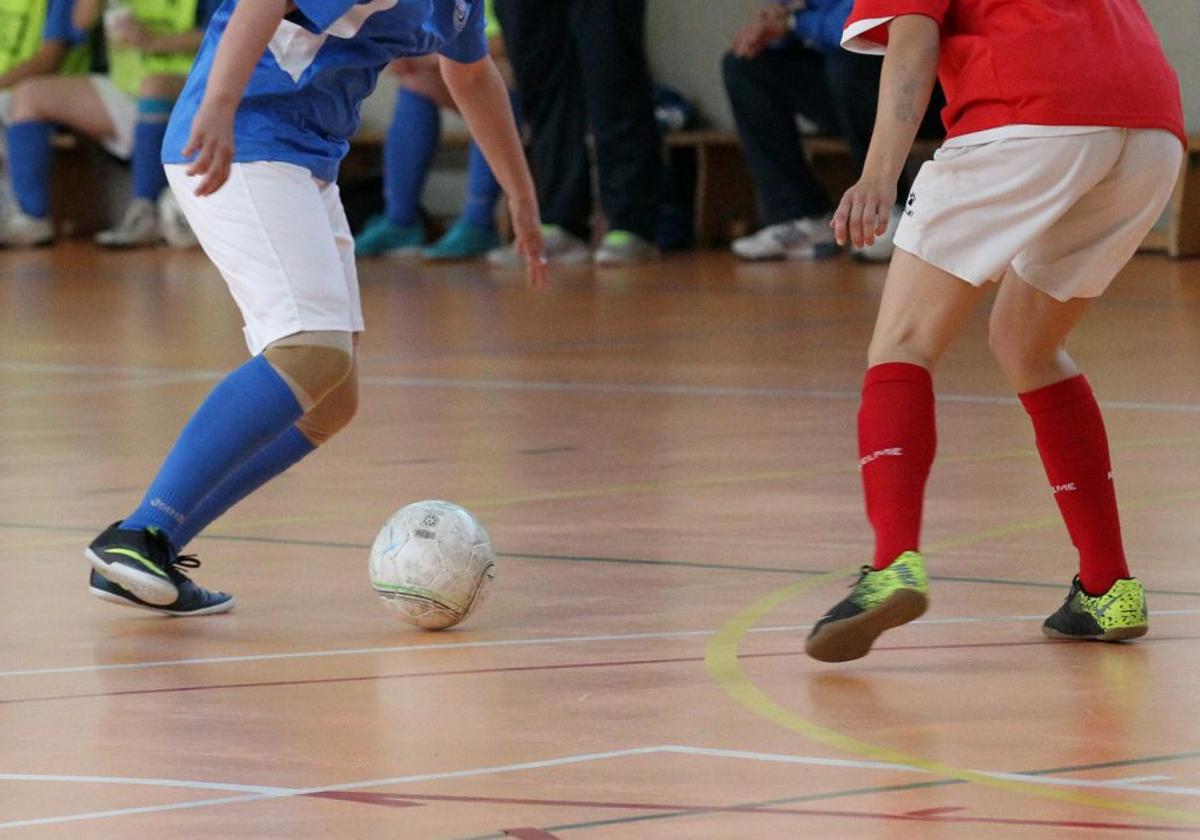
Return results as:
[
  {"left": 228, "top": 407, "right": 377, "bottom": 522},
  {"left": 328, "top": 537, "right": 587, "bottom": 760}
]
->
[{"left": 3, "top": 245, "right": 1200, "bottom": 837}]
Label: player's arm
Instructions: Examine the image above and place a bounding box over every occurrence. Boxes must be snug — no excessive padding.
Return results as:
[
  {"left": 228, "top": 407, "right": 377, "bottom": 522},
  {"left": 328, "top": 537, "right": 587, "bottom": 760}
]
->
[
  {"left": 439, "top": 55, "right": 547, "bottom": 290},
  {"left": 0, "top": 40, "right": 70, "bottom": 90},
  {"left": 832, "top": 13, "right": 939, "bottom": 249},
  {"left": 183, "top": 0, "right": 295, "bottom": 196},
  {"left": 72, "top": 0, "right": 103, "bottom": 32}
]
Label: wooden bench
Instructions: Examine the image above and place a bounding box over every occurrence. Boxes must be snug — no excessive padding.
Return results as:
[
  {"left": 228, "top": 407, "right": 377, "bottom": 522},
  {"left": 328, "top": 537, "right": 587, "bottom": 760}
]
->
[
  {"left": 1167, "top": 135, "right": 1200, "bottom": 258},
  {"left": 664, "top": 130, "right": 940, "bottom": 247}
]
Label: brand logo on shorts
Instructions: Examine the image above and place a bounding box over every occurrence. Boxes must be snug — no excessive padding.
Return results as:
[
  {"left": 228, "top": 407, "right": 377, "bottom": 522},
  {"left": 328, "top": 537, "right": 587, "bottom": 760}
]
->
[
  {"left": 454, "top": 0, "right": 470, "bottom": 31},
  {"left": 904, "top": 191, "right": 917, "bottom": 218}
]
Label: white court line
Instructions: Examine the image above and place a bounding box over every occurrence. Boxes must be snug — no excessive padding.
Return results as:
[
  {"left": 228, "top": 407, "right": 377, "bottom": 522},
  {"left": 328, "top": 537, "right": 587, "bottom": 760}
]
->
[
  {"left": 4, "top": 360, "right": 1200, "bottom": 414},
  {"left": 2, "top": 744, "right": 1199, "bottom": 830},
  {"left": 5, "top": 609, "right": 1200, "bottom": 680}
]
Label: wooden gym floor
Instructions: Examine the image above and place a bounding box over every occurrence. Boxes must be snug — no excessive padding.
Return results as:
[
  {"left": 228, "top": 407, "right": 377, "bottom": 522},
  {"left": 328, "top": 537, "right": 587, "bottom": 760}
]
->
[{"left": 2, "top": 244, "right": 1200, "bottom": 838}]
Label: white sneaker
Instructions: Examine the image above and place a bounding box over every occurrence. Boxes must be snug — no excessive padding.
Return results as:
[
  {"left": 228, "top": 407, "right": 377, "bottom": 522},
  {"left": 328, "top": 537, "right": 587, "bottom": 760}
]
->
[
  {"left": 0, "top": 208, "right": 54, "bottom": 247},
  {"left": 487, "top": 224, "right": 591, "bottom": 267},
  {"left": 95, "top": 199, "right": 161, "bottom": 248},
  {"left": 731, "top": 216, "right": 837, "bottom": 261},
  {"left": 852, "top": 207, "right": 903, "bottom": 263}
]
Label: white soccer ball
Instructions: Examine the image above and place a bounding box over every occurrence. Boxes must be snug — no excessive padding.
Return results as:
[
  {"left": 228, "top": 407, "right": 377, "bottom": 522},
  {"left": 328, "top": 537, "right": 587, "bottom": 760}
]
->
[
  {"left": 157, "top": 188, "right": 198, "bottom": 249},
  {"left": 368, "top": 500, "right": 495, "bottom": 630}
]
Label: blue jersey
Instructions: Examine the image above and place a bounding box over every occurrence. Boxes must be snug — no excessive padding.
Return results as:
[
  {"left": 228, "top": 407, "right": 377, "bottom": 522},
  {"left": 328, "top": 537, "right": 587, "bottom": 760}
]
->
[{"left": 163, "top": 0, "right": 487, "bottom": 182}]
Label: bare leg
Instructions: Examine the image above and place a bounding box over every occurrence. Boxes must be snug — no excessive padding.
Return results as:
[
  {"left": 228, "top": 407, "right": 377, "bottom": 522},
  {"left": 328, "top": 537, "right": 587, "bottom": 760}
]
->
[
  {"left": 987, "top": 270, "right": 1091, "bottom": 391},
  {"left": 9, "top": 76, "right": 116, "bottom": 141}
]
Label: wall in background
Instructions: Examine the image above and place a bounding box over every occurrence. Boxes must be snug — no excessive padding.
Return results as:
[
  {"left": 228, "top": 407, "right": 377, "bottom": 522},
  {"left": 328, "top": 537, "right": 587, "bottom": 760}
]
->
[{"left": 644, "top": 0, "right": 1198, "bottom": 132}]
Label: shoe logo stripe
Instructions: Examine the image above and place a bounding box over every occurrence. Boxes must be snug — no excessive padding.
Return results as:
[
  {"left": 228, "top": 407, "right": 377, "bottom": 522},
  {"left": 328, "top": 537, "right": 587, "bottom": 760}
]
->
[{"left": 104, "top": 548, "right": 168, "bottom": 578}]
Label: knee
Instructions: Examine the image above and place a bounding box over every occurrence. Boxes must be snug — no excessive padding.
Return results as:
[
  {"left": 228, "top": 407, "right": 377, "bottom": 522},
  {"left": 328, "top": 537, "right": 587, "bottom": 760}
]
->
[
  {"left": 987, "top": 312, "right": 1050, "bottom": 382},
  {"left": 138, "top": 74, "right": 185, "bottom": 100},
  {"left": 296, "top": 374, "right": 358, "bottom": 446},
  {"left": 9, "top": 78, "right": 44, "bottom": 121},
  {"left": 867, "top": 322, "right": 941, "bottom": 370},
  {"left": 263, "top": 332, "right": 355, "bottom": 408}
]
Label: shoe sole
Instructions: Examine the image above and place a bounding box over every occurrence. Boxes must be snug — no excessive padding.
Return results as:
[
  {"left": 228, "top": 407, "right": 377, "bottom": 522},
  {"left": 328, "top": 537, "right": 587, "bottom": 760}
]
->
[
  {"left": 1042, "top": 624, "right": 1149, "bottom": 642},
  {"left": 85, "top": 548, "right": 179, "bottom": 606},
  {"left": 806, "top": 589, "right": 929, "bottom": 663},
  {"left": 89, "top": 585, "right": 236, "bottom": 616}
]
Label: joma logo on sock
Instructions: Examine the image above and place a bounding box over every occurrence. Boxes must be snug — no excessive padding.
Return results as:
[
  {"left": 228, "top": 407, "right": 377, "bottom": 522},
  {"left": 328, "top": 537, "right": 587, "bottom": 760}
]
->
[
  {"left": 150, "top": 498, "right": 185, "bottom": 524},
  {"left": 859, "top": 447, "right": 904, "bottom": 469},
  {"left": 1051, "top": 482, "right": 1078, "bottom": 495}
]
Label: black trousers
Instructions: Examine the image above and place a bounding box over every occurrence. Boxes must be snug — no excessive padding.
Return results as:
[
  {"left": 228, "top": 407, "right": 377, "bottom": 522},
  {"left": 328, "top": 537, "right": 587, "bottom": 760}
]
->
[
  {"left": 494, "top": 0, "right": 662, "bottom": 242},
  {"left": 723, "top": 44, "right": 937, "bottom": 226}
]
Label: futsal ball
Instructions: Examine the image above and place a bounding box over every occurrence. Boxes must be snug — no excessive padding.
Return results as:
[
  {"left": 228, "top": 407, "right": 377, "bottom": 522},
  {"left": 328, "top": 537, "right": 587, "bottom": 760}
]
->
[
  {"left": 157, "top": 188, "right": 198, "bottom": 249},
  {"left": 368, "top": 500, "right": 495, "bottom": 630}
]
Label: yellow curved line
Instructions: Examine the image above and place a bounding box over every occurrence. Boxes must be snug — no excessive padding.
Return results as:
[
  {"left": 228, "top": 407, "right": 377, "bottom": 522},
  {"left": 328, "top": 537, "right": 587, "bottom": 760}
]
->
[{"left": 704, "top": 578, "right": 1200, "bottom": 823}]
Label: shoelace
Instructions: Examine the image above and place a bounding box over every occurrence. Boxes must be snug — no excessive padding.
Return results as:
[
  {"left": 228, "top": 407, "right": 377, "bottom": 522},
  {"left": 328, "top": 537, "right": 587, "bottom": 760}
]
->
[{"left": 170, "top": 554, "right": 202, "bottom": 581}]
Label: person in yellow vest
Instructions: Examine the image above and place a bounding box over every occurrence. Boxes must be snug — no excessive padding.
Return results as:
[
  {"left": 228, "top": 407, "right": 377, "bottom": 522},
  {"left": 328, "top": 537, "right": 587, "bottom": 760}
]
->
[
  {"left": 0, "top": 0, "right": 218, "bottom": 247},
  {"left": 0, "top": 0, "right": 89, "bottom": 213}
]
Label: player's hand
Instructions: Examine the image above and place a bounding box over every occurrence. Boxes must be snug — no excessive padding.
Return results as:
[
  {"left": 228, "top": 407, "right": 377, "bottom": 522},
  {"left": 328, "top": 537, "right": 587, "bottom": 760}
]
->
[
  {"left": 732, "top": 4, "right": 790, "bottom": 57},
  {"left": 832, "top": 175, "right": 897, "bottom": 250},
  {"left": 509, "top": 198, "right": 548, "bottom": 290},
  {"left": 182, "top": 99, "right": 237, "bottom": 197}
]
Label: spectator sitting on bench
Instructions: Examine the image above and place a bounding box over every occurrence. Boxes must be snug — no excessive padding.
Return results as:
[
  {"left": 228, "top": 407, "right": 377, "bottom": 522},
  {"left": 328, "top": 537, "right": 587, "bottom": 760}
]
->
[
  {"left": 722, "top": 0, "right": 941, "bottom": 262},
  {"left": 1, "top": 0, "right": 217, "bottom": 249},
  {"left": 0, "top": 0, "right": 90, "bottom": 216},
  {"left": 355, "top": 0, "right": 519, "bottom": 261}
]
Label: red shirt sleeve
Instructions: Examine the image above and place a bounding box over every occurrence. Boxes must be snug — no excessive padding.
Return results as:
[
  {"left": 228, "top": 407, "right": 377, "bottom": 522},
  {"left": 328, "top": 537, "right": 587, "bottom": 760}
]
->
[{"left": 843, "top": 0, "right": 949, "bottom": 53}]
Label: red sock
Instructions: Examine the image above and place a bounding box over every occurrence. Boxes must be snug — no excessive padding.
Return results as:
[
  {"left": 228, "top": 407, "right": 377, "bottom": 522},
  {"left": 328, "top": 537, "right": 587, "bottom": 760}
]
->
[
  {"left": 1019, "top": 375, "right": 1129, "bottom": 594},
  {"left": 858, "top": 363, "right": 937, "bottom": 569}
]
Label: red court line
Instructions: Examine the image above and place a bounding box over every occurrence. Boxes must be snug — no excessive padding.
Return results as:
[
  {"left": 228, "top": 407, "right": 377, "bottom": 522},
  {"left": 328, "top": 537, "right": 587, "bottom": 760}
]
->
[
  {"left": 5, "top": 636, "right": 1198, "bottom": 706},
  {"left": 303, "top": 789, "right": 1194, "bottom": 833}
]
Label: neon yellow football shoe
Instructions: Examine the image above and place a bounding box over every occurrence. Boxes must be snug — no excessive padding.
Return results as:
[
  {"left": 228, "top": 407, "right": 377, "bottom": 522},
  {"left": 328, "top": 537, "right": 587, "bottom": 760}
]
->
[
  {"left": 806, "top": 551, "right": 929, "bottom": 663},
  {"left": 1042, "top": 576, "right": 1148, "bottom": 642}
]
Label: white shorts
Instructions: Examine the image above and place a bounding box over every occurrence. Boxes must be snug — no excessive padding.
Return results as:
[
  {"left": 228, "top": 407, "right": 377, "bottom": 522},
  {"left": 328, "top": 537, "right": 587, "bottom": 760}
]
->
[
  {"left": 88, "top": 74, "right": 138, "bottom": 160},
  {"left": 165, "top": 161, "right": 365, "bottom": 355},
  {"left": 894, "top": 128, "right": 1183, "bottom": 301}
]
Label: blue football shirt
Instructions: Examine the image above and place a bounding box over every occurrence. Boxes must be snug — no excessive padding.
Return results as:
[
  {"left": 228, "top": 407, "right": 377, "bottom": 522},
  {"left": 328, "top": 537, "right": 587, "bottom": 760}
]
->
[{"left": 163, "top": 0, "right": 488, "bottom": 182}]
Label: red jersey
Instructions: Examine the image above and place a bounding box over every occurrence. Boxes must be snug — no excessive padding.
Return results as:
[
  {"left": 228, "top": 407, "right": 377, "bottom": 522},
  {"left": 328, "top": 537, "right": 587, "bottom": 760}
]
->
[{"left": 842, "top": 0, "right": 1185, "bottom": 144}]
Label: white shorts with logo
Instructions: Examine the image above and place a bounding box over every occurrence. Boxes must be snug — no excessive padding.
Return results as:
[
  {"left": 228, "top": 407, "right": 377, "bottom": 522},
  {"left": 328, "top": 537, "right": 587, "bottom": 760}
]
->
[
  {"left": 165, "top": 161, "right": 365, "bottom": 356},
  {"left": 894, "top": 128, "right": 1183, "bottom": 301},
  {"left": 88, "top": 75, "right": 138, "bottom": 160}
]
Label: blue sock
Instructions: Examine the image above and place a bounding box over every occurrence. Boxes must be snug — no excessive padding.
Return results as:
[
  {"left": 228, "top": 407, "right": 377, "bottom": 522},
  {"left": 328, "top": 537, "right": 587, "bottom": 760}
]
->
[
  {"left": 174, "top": 426, "right": 316, "bottom": 549},
  {"left": 463, "top": 141, "right": 500, "bottom": 229},
  {"left": 461, "top": 89, "right": 519, "bottom": 229},
  {"left": 122, "top": 355, "right": 303, "bottom": 544},
  {"left": 384, "top": 88, "right": 440, "bottom": 227},
  {"left": 7, "top": 121, "right": 52, "bottom": 218},
  {"left": 132, "top": 98, "right": 173, "bottom": 202}
]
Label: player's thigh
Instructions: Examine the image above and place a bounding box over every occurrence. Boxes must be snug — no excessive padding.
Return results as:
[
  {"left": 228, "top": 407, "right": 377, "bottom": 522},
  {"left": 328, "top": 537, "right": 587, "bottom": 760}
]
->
[
  {"left": 989, "top": 271, "right": 1092, "bottom": 363},
  {"left": 868, "top": 247, "right": 987, "bottom": 369},
  {"left": 165, "top": 162, "right": 359, "bottom": 355},
  {"left": 9, "top": 76, "right": 116, "bottom": 139},
  {"left": 1014, "top": 130, "right": 1184, "bottom": 299}
]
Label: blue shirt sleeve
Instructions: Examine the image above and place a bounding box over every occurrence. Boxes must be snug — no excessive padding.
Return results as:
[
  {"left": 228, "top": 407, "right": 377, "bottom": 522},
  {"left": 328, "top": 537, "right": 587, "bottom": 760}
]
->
[
  {"left": 290, "top": 0, "right": 362, "bottom": 34},
  {"left": 43, "top": 0, "right": 88, "bottom": 45},
  {"left": 438, "top": 0, "right": 488, "bottom": 64},
  {"left": 791, "top": 0, "right": 854, "bottom": 52},
  {"left": 195, "top": 0, "right": 223, "bottom": 29}
]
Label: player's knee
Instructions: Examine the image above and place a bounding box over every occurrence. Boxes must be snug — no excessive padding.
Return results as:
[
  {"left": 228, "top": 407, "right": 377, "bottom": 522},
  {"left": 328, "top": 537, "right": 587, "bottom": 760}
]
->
[
  {"left": 296, "top": 374, "right": 358, "bottom": 446},
  {"left": 988, "top": 315, "right": 1053, "bottom": 381},
  {"left": 9, "top": 78, "right": 45, "bottom": 121},
  {"left": 263, "top": 331, "right": 355, "bottom": 409}
]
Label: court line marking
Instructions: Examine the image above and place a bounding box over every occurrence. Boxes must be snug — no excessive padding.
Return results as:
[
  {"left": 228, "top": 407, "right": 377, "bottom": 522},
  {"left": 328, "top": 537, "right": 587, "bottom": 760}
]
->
[
  {"left": 6, "top": 359, "right": 1200, "bottom": 413},
  {"left": 704, "top": 573, "right": 1200, "bottom": 825},
  {"left": 4, "top": 745, "right": 1200, "bottom": 831},
  {"left": 5, "top": 609, "right": 1199, "bottom": 681}
]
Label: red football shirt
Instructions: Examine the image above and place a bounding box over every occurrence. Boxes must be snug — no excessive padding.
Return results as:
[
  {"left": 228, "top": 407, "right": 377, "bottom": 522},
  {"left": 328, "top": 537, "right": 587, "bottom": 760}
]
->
[{"left": 842, "top": 0, "right": 1185, "bottom": 143}]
